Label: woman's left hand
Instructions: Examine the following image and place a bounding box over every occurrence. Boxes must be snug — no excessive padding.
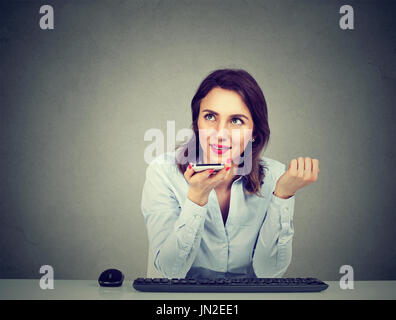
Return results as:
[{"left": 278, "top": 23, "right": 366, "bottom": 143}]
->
[{"left": 273, "top": 157, "right": 320, "bottom": 199}]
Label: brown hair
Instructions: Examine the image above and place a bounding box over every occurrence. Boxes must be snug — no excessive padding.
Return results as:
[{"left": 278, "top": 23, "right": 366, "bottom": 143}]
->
[{"left": 176, "top": 68, "right": 270, "bottom": 197}]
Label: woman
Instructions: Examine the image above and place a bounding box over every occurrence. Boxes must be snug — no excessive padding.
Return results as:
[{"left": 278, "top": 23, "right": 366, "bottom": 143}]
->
[{"left": 141, "top": 68, "right": 320, "bottom": 279}]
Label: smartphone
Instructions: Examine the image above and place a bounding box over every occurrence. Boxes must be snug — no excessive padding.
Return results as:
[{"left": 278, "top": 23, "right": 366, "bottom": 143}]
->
[{"left": 191, "top": 163, "right": 225, "bottom": 172}]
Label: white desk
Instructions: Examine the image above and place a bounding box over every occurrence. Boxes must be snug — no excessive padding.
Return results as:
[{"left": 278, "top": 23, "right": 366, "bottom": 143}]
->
[{"left": 0, "top": 279, "right": 395, "bottom": 300}]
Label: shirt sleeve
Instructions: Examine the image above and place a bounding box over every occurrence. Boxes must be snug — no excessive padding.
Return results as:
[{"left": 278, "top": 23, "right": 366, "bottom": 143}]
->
[
  {"left": 141, "top": 161, "right": 208, "bottom": 278},
  {"left": 252, "top": 163, "right": 295, "bottom": 277}
]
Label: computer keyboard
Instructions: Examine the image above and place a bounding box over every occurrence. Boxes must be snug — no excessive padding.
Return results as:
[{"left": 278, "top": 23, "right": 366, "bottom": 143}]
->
[{"left": 133, "top": 277, "right": 329, "bottom": 293}]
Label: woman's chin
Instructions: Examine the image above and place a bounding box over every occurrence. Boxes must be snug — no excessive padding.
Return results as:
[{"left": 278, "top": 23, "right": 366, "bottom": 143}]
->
[{"left": 207, "top": 149, "right": 232, "bottom": 163}]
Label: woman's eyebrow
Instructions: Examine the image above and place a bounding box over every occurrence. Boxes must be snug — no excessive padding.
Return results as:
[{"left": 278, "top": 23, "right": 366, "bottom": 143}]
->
[{"left": 201, "top": 108, "right": 250, "bottom": 120}]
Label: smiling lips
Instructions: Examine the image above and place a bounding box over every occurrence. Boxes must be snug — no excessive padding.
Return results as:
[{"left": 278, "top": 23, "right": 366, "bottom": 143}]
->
[{"left": 210, "top": 144, "right": 231, "bottom": 154}]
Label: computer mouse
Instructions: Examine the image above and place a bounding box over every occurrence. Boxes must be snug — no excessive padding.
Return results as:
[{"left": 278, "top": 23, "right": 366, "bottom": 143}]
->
[{"left": 98, "top": 268, "right": 124, "bottom": 287}]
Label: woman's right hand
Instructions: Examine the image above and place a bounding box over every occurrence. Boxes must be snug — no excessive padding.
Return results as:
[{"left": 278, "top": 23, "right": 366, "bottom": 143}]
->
[{"left": 184, "top": 159, "right": 232, "bottom": 206}]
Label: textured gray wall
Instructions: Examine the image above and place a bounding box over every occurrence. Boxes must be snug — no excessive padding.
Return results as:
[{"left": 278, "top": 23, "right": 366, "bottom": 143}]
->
[{"left": 0, "top": 0, "right": 395, "bottom": 281}]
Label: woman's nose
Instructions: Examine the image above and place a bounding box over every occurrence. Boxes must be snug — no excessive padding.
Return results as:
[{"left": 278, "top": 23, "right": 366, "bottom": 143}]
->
[
  {"left": 214, "top": 125, "right": 230, "bottom": 141},
  {"left": 204, "top": 121, "right": 232, "bottom": 144}
]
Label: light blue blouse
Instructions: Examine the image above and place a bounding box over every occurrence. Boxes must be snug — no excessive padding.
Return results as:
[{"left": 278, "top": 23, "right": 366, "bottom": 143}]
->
[{"left": 141, "top": 151, "right": 295, "bottom": 279}]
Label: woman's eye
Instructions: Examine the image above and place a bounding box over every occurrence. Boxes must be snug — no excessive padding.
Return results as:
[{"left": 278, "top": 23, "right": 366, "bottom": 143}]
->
[
  {"left": 231, "top": 118, "right": 243, "bottom": 125},
  {"left": 204, "top": 114, "right": 244, "bottom": 125}
]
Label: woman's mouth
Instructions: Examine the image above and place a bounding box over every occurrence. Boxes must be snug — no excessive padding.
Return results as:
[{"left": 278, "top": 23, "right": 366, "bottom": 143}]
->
[{"left": 210, "top": 144, "right": 231, "bottom": 155}]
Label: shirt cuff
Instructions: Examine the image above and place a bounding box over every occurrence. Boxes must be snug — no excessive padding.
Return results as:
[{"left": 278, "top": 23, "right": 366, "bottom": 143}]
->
[
  {"left": 174, "top": 197, "right": 208, "bottom": 230},
  {"left": 270, "top": 192, "right": 295, "bottom": 227},
  {"left": 184, "top": 197, "right": 208, "bottom": 217}
]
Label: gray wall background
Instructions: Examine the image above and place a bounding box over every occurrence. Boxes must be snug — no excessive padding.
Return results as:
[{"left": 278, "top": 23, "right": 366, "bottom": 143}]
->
[{"left": 1, "top": 0, "right": 395, "bottom": 281}]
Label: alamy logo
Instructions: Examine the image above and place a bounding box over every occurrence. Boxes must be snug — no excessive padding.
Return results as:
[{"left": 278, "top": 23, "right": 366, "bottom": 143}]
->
[
  {"left": 39, "top": 5, "right": 54, "bottom": 30},
  {"left": 339, "top": 265, "right": 354, "bottom": 290},
  {"left": 39, "top": 265, "right": 54, "bottom": 289},
  {"left": 339, "top": 5, "right": 354, "bottom": 30}
]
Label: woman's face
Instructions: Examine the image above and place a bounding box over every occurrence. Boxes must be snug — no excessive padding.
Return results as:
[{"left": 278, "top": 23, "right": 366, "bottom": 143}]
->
[{"left": 197, "top": 87, "right": 254, "bottom": 165}]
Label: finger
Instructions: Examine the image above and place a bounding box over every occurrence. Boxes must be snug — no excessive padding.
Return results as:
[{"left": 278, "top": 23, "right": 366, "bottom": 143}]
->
[
  {"left": 225, "top": 158, "right": 232, "bottom": 171},
  {"left": 303, "top": 157, "right": 313, "bottom": 180},
  {"left": 304, "top": 157, "right": 312, "bottom": 174},
  {"left": 224, "top": 163, "right": 233, "bottom": 178},
  {"left": 196, "top": 168, "right": 216, "bottom": 180},
  {"left": 297, "top": 157, "right": 304, "bottom": 177},
  {"left": 312, "top": 159, "right": 319, "bottom": 179},
  {"left": 304, "top": 157, "right": 312, "bottom": 171},
  {"left": 210, "top": 167, "right": 228, "bottom": 183},
  {"left": 208, "top": 160, "right": 231, "bottom": 178},
  {"left": 205, "top": 168, "right": 216, "bottom": 177},
  {"left": 289, "top": 159, "right": 298, "bottom": 176},
  {"left": 312, "top": 159, "right": 319, "bottom": 172},
  {"left": 184, "top": 163, "right": 195, "bottom": 180}
]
